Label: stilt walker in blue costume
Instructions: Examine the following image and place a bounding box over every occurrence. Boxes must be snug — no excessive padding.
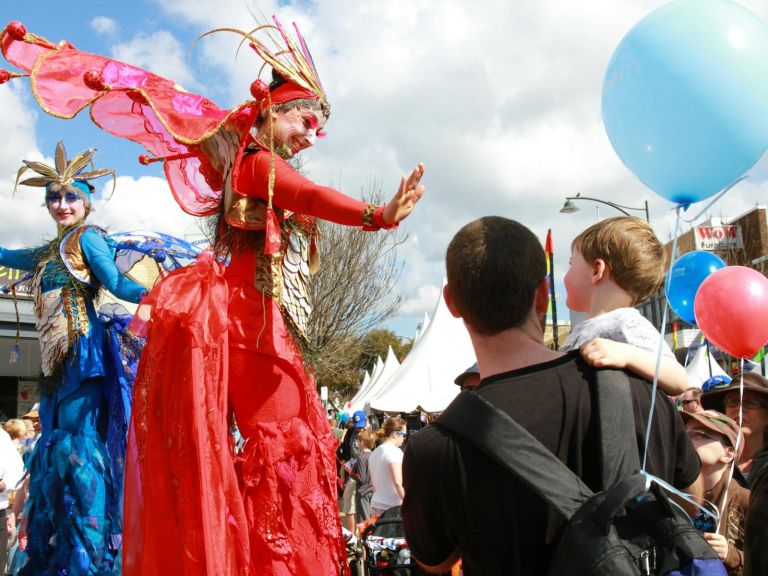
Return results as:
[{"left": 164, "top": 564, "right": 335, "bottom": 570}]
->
[{"left": 0, "top": 142, "right": 148, "bottom": 575}]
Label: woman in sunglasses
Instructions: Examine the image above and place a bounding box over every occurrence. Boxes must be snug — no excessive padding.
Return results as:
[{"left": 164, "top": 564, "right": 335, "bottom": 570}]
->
[
  {"left": 702, "top": 372, "right": 768, "bottom": 488},
  {"left": 368, "top": 417, "right": 408, "bottom": 517}
]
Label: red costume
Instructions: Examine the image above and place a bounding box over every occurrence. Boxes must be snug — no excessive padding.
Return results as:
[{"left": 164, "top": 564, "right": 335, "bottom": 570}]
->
[{"left": 1, "top": 18, "right": 397, "bottom": 575}]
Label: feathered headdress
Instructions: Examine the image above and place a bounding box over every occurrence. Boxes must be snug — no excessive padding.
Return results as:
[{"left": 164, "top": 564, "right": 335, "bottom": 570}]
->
[
  {"left": 197, "top": 15, "right": 329, "bottom": 117},
  {"left": 14, "top": 141, "right": 116, "bottom": 203}
]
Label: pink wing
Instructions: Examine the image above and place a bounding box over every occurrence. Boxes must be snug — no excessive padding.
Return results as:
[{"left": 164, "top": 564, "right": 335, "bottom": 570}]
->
[{"left": 2, "top": 24, "right": 257, "bottom": 216}]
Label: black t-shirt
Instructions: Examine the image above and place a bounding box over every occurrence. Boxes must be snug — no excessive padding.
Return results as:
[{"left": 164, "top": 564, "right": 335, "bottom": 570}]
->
[
  {"left": 338, "top": 427, "right": 361, "bottom": 462},
  {"left": 401, "top": 353, "right": 700, "bottom": 576}
]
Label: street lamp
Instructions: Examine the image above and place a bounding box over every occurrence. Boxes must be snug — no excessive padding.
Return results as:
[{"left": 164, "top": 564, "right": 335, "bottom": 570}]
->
[{"left": 560, "top": 194, "right": 650, "bottom": 222}]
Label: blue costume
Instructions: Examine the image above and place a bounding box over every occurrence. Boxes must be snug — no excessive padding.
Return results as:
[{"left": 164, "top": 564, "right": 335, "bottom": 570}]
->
[
  {"left": 0, "top": 143, "right": 149, "bottom": 575},
  {"left": 1, "top": 227, "right": 146, "bottom": 576}
]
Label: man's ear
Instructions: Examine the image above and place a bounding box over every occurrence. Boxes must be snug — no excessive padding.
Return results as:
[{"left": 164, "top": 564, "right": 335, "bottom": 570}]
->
[
  {"left": 443, "top": 284, "right": 462, "bottom": 318},
  {"left": 535, "top": 277, "right": 550, "bottom": 315},
  {"left": 591, "top": 258, "right": 608, "bottom": 284}
]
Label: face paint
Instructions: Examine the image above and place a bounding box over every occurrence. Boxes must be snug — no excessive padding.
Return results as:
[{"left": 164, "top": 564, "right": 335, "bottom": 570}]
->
[
  {"left": 45, "top": 191, "right": 83, "bottom": 205},
  {"left": 271, "top": 107, "right": 328, "bottom": 157},
  {"left": 47, "top": 189, "right": 86, "bottom": 226}
]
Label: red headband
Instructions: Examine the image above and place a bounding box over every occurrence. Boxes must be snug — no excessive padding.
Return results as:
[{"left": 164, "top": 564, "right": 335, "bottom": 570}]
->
[{"left": 270, "top": 81, "right": 318, "bottom": 105}]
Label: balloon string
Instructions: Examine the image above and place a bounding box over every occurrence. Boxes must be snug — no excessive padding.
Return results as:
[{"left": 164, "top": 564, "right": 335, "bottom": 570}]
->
[
  {"left": 640, "top": 471, "right": 720, "bottom": 522},
  {"left": 717, "top": 359, "right": 745, "bottom": 532},
  {"left": 679, "top": 175, "right": 748, "bottom": 223},
  {"left": 642, "top": 206, "right": 682, "bottom": 471}
]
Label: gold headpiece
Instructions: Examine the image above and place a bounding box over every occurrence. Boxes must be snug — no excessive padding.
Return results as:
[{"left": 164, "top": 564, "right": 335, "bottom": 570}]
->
[
  {"left": 14, "top": 141, "right": 116, "bottom": 201},
  {"left": 197, "top": 15, "right": 329, "bottom": 115}
]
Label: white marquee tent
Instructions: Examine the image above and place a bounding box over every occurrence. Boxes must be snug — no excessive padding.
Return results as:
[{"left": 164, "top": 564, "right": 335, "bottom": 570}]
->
[
  {"left": 369, "top": 288, "right": 475, "bottom": 413},
  {"left": 348, "top": 346, "right": 401, "bottom": 414},
  {"left": 685, "top": 344, "right": 727, "bottom": 389},
  {"left": 344, "top": 370, "right": 371, "bottom": 412}
]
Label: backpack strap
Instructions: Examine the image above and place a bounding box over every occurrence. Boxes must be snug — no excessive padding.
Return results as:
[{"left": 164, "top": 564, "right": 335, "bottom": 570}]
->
[
  {"left": 434, "top": 368, "right": 642, "bottom": 520},
  {"left": 594, "top": 369, "right": 641, "bottom": 489},
  {"left": 435, "top": 391, "right": 593, "bottom": 520}
]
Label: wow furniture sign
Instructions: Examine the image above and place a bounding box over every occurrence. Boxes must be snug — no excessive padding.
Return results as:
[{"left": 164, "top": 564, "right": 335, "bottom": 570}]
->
[{"left": 694, "top": 225, "right": 743, "bottom": 251}]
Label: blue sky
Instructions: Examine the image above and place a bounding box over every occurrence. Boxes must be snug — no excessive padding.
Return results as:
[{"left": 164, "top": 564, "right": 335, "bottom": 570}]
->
[{"left": 3, "top": 0, "right": 768, "bottom": 341}]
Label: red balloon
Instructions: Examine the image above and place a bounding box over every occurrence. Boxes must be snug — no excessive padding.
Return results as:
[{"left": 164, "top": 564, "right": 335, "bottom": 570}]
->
[{"left": 694, "top": 266, "right": 768, "bottom": 358}]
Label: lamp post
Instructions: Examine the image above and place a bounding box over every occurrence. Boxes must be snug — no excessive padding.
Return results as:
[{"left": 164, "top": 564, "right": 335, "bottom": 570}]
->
[{"left": 560, "top": 194, "right": 650, "bottom": 222}]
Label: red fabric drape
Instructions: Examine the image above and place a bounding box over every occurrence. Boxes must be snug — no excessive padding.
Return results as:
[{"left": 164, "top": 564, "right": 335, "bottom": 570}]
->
[{"left": 124, "top": 253, "right": 251, "bottom": 575}]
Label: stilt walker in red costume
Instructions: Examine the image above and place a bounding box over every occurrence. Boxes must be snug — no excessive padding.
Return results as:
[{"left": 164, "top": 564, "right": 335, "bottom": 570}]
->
[{"left": 1, "top": 17, "right": 425, "bottom": 576}]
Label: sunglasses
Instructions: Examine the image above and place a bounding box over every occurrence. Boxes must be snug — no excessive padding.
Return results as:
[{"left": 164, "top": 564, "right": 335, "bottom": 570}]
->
[
  {"left": 679, "top": 399, "right": 701, "bottom": 406},
  {"left": 724, "top": 397, "right": 768, "bottom": 410},
  {"left": 395, "top": 430, "right": 408, "bottom": 437}
]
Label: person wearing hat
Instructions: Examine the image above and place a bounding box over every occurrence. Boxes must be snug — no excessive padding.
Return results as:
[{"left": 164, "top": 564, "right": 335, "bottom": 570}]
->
[
  {"left": 454, "top": 362, "right": 481, "bottom": 392},
  {"left": 702, "top": 372, "right": 768, "bottom": 488},
  {"left": 20, "top": 404, "right": 40, "bottom": 456},
  {"left": 683, "top": 410, "right": 749, "bottom": 575},
  {"left": 339, "top": 411, "right": 370, "bottom": 531},
  {"left": 20, "top": 405, "right": 38, "bottom": 421}
]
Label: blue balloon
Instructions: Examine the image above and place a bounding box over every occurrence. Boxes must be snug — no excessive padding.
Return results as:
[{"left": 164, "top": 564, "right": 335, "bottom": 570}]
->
[
  {"left": 667, "top": 251, "right": 726, "bottom": 323},
  {"left": 602, "top": 0, "right": 768, "bottom": 205}
]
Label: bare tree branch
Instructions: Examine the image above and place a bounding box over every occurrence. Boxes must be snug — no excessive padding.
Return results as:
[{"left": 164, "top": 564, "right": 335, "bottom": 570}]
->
[{"left": 307, "top": 179, "right": 408, "bottom": 397}]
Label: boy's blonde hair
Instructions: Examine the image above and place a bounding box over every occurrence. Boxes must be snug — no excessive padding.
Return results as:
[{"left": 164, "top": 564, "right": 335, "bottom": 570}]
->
[
  {"left": 572, "top": 216, "right": 665, "bottom": 305},
  {"left": 357, "top": 430, "right": 377, "bottom": 451},
  {"left": 4, "top": 418, "right": 27, "bottom": 441}
]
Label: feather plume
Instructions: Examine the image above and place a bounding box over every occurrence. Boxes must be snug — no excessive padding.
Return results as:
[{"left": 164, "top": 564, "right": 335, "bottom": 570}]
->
[{"left": 195, "top": 16, "right": 327, "bottom": 110}]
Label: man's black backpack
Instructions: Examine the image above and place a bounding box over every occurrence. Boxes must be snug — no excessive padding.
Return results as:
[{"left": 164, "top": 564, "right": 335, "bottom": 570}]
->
[{"left": 434, "top": 369, "right": 726, "bottom": 576}]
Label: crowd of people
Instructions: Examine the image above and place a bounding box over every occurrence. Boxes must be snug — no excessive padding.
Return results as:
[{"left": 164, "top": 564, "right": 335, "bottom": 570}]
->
[{"left": 0, "top": 12, "right": 767, "bottom": 576}]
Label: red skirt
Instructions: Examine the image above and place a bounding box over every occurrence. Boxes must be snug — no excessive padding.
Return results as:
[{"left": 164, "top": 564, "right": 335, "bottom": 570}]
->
[{"left": 124, "top": 253, "right": 341, "bottom": 575}]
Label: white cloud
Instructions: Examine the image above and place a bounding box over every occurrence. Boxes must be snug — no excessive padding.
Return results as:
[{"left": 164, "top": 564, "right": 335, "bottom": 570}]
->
[
  {"left": 0, "top": 85, "right": 39, "bottom": 182},
  {"left": 111, "top": 31, "right": 197, "bottom": 90},
  {"left": 90, "top": 16, "right": 118, "bottom": 36},
  {"left": 400, "top": 284, "right": 441, "bottom": 316},
  {"left": 0, "top": 85, "right": 47, "bottom": 249},
  {"left": 92, "top": 176, "right": 199, "bottom": 238}
]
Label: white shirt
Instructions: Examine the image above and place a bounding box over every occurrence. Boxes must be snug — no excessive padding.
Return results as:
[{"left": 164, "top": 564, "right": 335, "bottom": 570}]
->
[
  {"left": 561, "top": 307, "right": 673, "bottom": 357},
  {"left": 369, "top": 442, "right": 404, "bottom": 511},
  {"left": 0, "top": 429, "right": 24, "bottom": 510}
]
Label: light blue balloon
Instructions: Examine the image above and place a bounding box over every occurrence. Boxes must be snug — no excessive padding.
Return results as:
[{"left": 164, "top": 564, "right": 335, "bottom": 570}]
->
[
  {"left": 667, "top": 251, "right": 726, "bottom": 324},
  {"left": 602, "top": 0, "right": 768, "bottom": 205}
]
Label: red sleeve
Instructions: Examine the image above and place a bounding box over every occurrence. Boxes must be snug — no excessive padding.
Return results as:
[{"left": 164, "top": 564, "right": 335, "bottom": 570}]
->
[{"left": 234, "top": 150, "right": 368, "bottom": 227}]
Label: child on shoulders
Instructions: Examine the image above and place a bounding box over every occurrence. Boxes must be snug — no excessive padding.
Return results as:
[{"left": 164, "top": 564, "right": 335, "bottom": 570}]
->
[{"left": 562, "top": 216, "right": 687, "bottom": 395}]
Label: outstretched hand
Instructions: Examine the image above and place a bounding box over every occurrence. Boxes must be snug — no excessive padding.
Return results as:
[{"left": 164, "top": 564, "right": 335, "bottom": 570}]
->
[{"left": 382, "top": 163, "right": 425, "bottom": 225}]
